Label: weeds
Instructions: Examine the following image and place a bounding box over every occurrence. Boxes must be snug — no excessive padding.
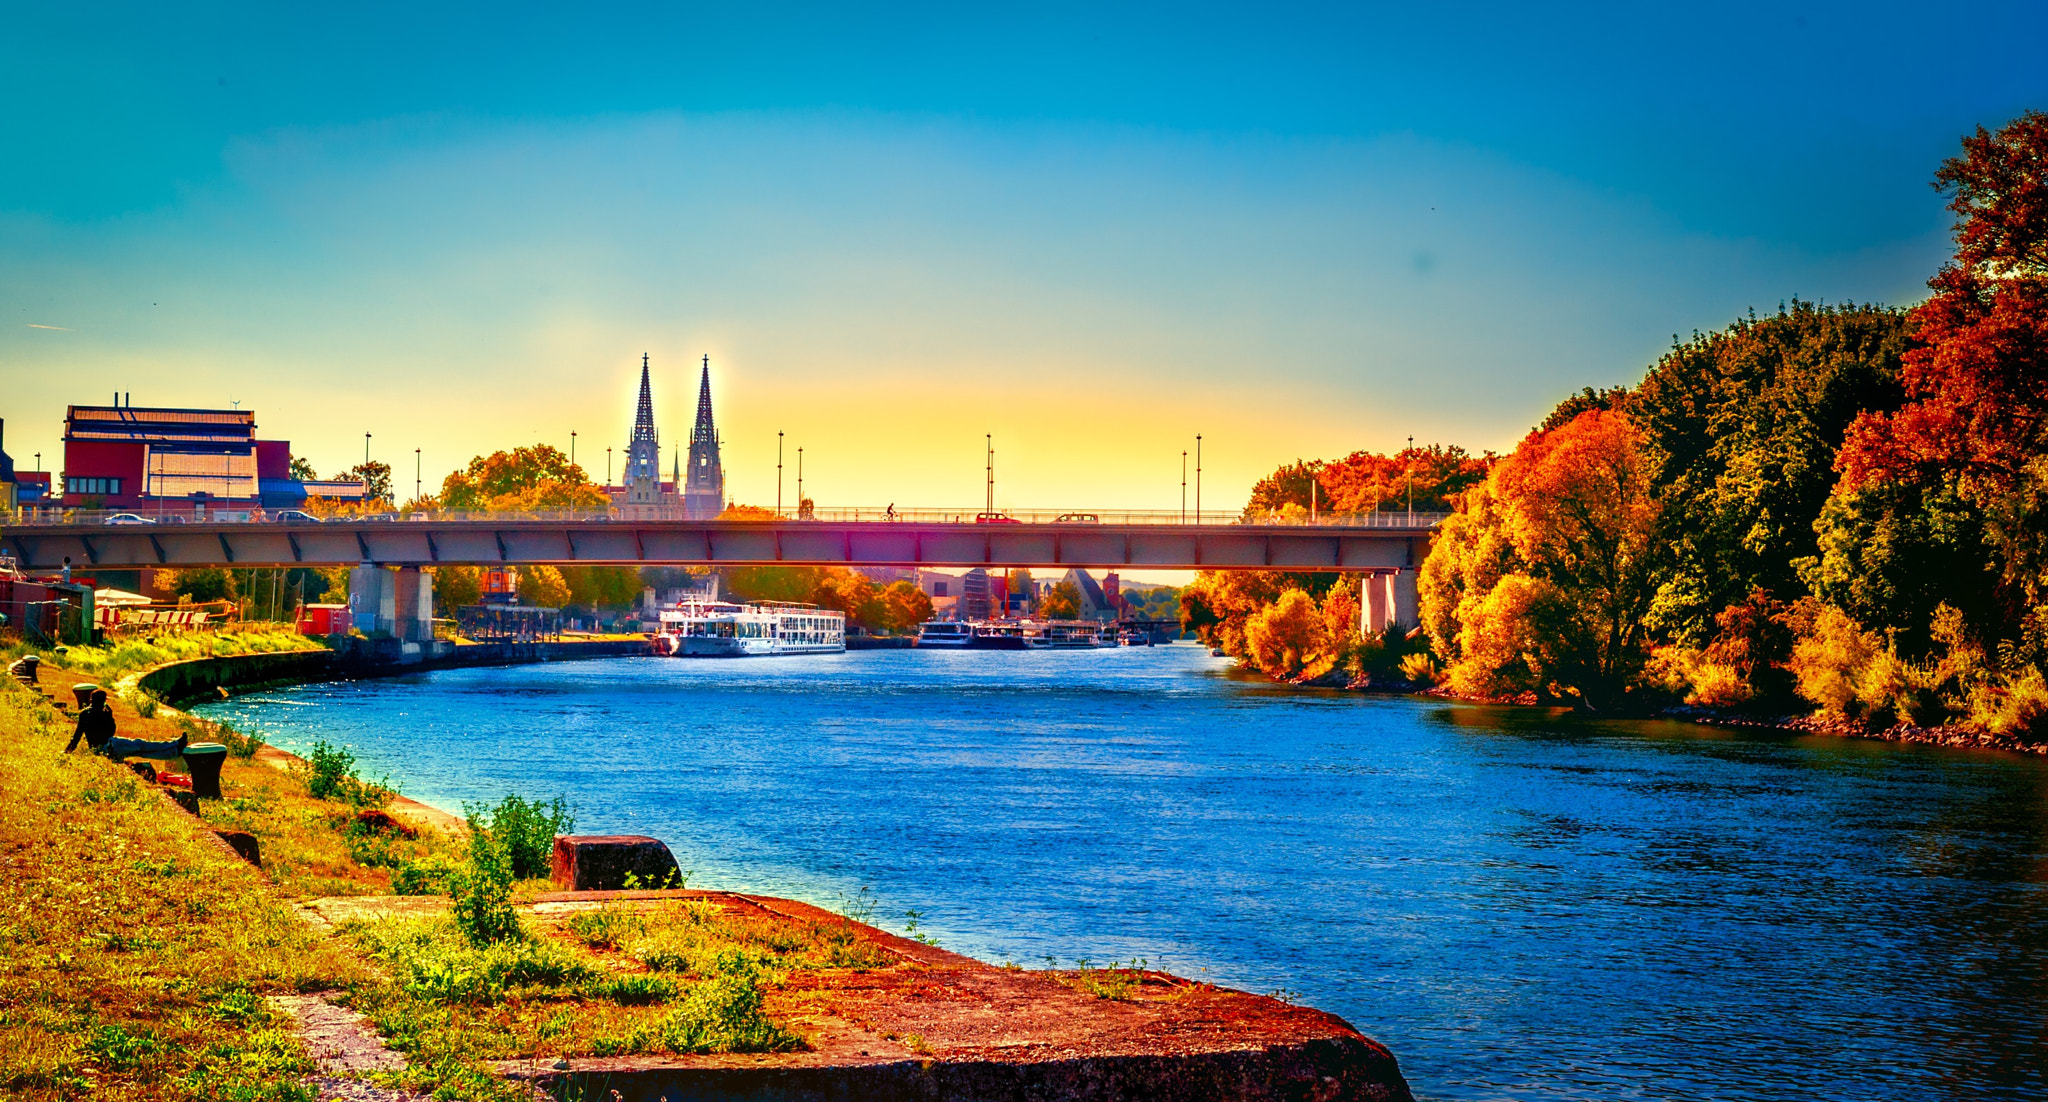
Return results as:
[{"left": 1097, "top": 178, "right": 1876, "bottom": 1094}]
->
[
  {"left": 305, "top": 739, "right": 393, "bottom": 808},
  {"left": 466, "top": 794, "right": 574, "bottom": 879},
  {"left": 566, "top": 905, "right": 646, "bottom": 950},
  {"left": 1056, "top": 958, "right": 1152, "bottom": 1001},
  {"left": 452, "top": 809, "right": 522, "bottom": 947}
]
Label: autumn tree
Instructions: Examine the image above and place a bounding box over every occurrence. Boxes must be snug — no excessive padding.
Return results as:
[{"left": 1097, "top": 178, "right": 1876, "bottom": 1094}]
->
[
  {"left": 516, "top": 565, "right": 571, "bottom": 609},
  {"left": 1421, "top": 409, "right": 1661, "bottom": 707},
  {"left": 1039, "top": 580, "right": 1081, "bottom": 620},
  {"left": 441, "top": 445, "right": 605, "bottom": 512},
  {"left": 1829, "top": 110, "right": 2048, "bottom": 657},
  {"left": 339, "top": 461, "right": 393, "bottom": 504},
  {"left": 881, "top": 580, "right": 934, "bottom": 633},
  {"left": 1248, "top": 446, "right": 1493, "bottom": 520},
  {"left": 433, "top": 565, "right": 483, "bottom": 612}
]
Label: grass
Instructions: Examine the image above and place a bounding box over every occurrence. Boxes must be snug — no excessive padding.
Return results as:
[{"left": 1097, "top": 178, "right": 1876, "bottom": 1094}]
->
[
  {"left": 335, "top": 896, "right": 909, "bottom": 1096},
  {"left": 8, "top": 627, "right": 326, "bottom": 689},
  {"left": 0, "top": 633, "right": 906, "bottom": 1100},
  {"left": 0, "top": 678, "right": 370, "bottom": 1100}
]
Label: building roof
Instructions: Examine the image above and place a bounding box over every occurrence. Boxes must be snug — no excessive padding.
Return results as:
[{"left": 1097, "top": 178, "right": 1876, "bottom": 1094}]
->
[{"left": 65, "top": 406, "right": 257, "bottom": 445}]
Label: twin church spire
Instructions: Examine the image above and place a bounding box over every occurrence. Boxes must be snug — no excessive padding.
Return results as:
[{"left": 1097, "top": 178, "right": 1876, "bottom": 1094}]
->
[{"left": 623, "top": 352, "right": 723, "bottom": 519}]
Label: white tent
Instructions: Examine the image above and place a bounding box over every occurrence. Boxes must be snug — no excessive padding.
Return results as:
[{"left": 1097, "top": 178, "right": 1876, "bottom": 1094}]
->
[{"left": 94, "top": 588, "right": 153, "bottom": 607}]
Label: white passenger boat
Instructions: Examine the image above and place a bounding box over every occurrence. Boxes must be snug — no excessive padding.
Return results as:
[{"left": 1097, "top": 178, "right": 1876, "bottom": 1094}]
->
[
  {"left": 913, "top": 621, "right": 975, "bottom": 648},
  {"left": 1025, "top": 621, "right": 1115, "bottom": 648},
  {"left": 655, "top": 601, "right": 845, "bottom": 657}
]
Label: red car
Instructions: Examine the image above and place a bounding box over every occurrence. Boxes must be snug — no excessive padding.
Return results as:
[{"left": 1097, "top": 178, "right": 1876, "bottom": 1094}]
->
[{"left": 974, "top": 512, "right": 1022, "bottom": 524}]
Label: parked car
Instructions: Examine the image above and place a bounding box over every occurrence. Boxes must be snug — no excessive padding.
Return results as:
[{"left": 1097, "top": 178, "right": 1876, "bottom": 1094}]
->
[
  {"left": 974, "top": 512, "right": 1022, "bottom": 524},
  {"left": 103, "top": 513, "right": 155, "bottom": 525},
  {"left": 1055, "top": 513, "right": 1101, "bottom": 524},
  {"left": 352, "top": 513, "right": 400, "bottom": 523},
  {"left": 271, "top": 510, "right": 319, "bottom": 524}
]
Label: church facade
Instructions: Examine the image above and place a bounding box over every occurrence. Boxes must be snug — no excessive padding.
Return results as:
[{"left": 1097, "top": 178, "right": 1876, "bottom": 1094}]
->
[{"left": 614, "top": 353, "right": 725, "bottom": 520}]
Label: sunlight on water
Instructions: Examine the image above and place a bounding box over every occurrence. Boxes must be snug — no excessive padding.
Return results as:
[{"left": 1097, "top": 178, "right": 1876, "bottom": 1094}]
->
[{"left": 199, "top": 646, "right": 2048, "bottom": 1101}]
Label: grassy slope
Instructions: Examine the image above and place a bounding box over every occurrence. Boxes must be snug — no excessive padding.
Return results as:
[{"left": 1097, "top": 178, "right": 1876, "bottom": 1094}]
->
[{"left": 0, "top": 678, "right": 368, "bottom": 1100}]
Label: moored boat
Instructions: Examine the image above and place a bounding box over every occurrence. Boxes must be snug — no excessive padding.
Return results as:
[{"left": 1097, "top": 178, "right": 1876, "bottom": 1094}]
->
[
  {"left": 913, "top": 621, "right": 975, "bottom": 648},
  {"left": 655, "top": 600, "right": 845, "bottom": 657}
]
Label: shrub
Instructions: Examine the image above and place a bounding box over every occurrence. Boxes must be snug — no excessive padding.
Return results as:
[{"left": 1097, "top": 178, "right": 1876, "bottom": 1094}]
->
[
  {"left": 593, "top": 951, "right": 796, "bottom": 1055},
  {"left": 1971, "top": 666, "right": 2048, "bottom": 740},
  {"left": 391, "top": 854, "right": 462, "bottom": 896},
  {"left": 450, "top": 813, "right": 521, "bottom": 947},
  {"left": 1397, "top": 651, "right": 1441, "bottom": 686},
  {"left": 1788, "top": 602, "right": 1882, "bottom": 717},
  {"left": 566, "top": 904, "right": 645, "bottom": 950},
  {"left": 303, "top": 739, "right": 393, "bottom": 807},
  {"left": 467, "top": 794, "right": 574, "bottom": 880}
]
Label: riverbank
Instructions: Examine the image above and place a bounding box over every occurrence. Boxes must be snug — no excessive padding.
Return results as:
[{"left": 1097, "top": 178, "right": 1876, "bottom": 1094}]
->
[{"left": 132, "top": 636, "right": 649, "bottom": 709}]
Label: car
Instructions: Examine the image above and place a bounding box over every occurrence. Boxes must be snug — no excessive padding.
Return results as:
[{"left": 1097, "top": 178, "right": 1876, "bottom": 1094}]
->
[
  {"left": 271, "top": 510, "right": 319, "bottom": 524},
  {"left": 1054, "top": 513, "right": 1101, "bottom": 524},
  {"left": 974, "top": 512, "right": 1022, "bottom": 525},
  {"left": 103, "top": 513, "right": 156, "bottom": 525},
  {"left": 352, "top": 513, "right": 400, "bottom": 523}
]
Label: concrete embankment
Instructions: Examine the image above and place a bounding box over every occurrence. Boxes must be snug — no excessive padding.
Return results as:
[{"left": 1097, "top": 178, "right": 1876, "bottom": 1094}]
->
[{"left": 137, "top": 638, "right": 648, "bottom": 707}]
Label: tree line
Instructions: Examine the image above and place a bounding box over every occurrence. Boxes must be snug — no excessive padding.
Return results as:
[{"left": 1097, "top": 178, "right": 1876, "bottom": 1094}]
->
[{"left": 1184, "top": 110, "right": 2048, "bottom": 741}]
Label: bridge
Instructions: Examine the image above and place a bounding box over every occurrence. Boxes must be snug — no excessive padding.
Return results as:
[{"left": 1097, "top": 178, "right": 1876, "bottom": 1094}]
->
[{"left": 2, "top": 509, "right": 1446, "bottom": 573}]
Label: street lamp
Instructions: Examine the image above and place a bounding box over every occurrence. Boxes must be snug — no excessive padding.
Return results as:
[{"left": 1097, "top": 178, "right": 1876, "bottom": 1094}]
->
[
  {"left": 364, "top": 433, "right": 371, "bottom": 467},
  {"left": 415, "top": 449, "right": 421, "bottom": 504},
  {"left": 1406, "top": 434, "right": 1414, "bottom": 525},
  {"left": 1181, "top": 450, "right": 1187, "bottom": 524},
  {"left": 1195, "top": 435, "right": 1202, "bottom": 521},
  {"left": 606, "top": 447, "right": 613, "bottom": 486},
  {"left": 570, "top": 431, "right": 577, "bottom": 468},
  {"left": 797, "top": 447, "right": 804, "bottom": 507},
  {"left": 777, "top": 431, "right": 784, "bottom": 517}
]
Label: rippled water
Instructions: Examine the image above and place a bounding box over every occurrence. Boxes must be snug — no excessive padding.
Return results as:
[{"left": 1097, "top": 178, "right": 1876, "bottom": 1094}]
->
[{"left": 196, "top": 646, "right": 2048, "bottom": 1100}]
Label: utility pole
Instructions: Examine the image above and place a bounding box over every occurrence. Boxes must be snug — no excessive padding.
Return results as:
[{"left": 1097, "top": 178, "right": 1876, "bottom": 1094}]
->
[
  {"left": 1406, "top": 434, "right": 1414, "bottom": 525},
  {"left": 607, "top": 447, "right": 612, "bottom": 486},
  {"left": 364, "top": 433, "right": 371, "bottom": 467},
  {"left": 797, "top": 448, "right": 804, "bottom": 507},
  {"left": 1195, "top": 435, "right": 1202, "bottom": 521},
  {"left": 1181, "top": 450, "right": 1187, "bottom": 524},
  {"left": 570, "top": 431, "right": 577, "bottom": 468},
  {"left": 777, "top": 431, "right": 784, "bottom": 517},
  {"left": 985, "top": 434, "right": 993, "bottom": 516},
  {"left": 414, "top": 449, "right": 421, "bottom": 503}
]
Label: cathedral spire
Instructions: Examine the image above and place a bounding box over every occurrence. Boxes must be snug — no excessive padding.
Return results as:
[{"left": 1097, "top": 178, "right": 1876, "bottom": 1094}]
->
[
  {"left": 633, "top": 353, "right": 655, "bottom": 437},
  {"left": 683, "top": 354, "right": 725, "bottom": 519},
  {"left": 623, "top": 353, "right": 662, "bottom": 505}
]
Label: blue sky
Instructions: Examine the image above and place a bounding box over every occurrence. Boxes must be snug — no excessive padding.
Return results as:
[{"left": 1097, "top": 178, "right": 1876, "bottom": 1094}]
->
[{"left": 4, "top": 2, "right": 2044, "bottom": 511}]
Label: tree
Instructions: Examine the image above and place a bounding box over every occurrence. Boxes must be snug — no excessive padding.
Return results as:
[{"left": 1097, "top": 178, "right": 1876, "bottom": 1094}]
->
[
  {"left": 1039, "top": 580, "right": 1081, "bottom": 620},
  {"left": 562, "top": 565, "right": 643, "bottom": 609},
  {"left": 433, "top": 565, "right": 482, "bottom": 612},
  {"left": 1243, "top": 588, "right": 1332, "bottom": 679},
  {"left": 724, "top": 566, "right": 831, "bottom": 603},
  {"left": 1626, "top": 300, "right": 1910, "bottom": 643},
  {"left": 1423, "top": 409, "right": 1662, "bottom": 707},
  {"left": 718, "top": 504, "right": 777, "bottom": 521},
  {"left": 289, "top": 456, "right": 319, "bottom": 481},
  {"left": 1249, "top": 446, "right": 1493, "bottom": 519},
  {"left": 1831, "top": 110, "right": 2048, "bottom": 656},
  {"left": 516, "top": 565, "right": 570, "bottom": 609},
  {"left": 881, "top": 580, "right": 934, "bottom": 633},
  {"left": 340, "top": 461, "right": 393, "bottom": 504},
  {"left": 440, "top": 445, "right": 604, "bottom": 512},
  {"left": 164, "top": 567, "right": 236, "bottom": 604}
]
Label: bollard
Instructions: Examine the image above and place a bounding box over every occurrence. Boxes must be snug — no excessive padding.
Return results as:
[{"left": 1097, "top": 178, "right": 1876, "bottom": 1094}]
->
[
  {"left": 181, "top": 743, "right": 229, "bottom": 799},
  {"left": 550, "top": 835, "right": 683, "bottom": 891},
  {"left": 72, "top": 683, "right": 100, "bottom": 708}
]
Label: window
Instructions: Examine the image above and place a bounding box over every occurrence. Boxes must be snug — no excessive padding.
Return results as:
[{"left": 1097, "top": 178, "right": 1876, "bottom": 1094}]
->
[
  {"left": 65, "top": 477, "right": 121, "bottom": 496},
  {"left": 934, "top": 582, "right": 948, "bottom": 597}
]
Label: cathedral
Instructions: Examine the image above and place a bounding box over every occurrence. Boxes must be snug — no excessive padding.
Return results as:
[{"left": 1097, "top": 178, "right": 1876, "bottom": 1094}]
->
[{"left": 619, "top": 353, "right": 724, "bottom": 520}]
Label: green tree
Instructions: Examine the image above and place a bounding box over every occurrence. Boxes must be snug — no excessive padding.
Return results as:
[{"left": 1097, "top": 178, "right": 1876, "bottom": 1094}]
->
[
  {"left": 881, "top": 580, "right": 934, "bottom": 633},
  {"left": 338, "top": 461, "right": 393, "bottom": 503},
  {"left": 562, "top": 565, "right": 643, "bottom": 609}
]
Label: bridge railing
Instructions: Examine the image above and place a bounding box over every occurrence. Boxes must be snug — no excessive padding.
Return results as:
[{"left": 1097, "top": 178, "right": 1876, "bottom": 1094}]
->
[{"left": 4, "top": 505, "right": 1450, "bottom": 529}]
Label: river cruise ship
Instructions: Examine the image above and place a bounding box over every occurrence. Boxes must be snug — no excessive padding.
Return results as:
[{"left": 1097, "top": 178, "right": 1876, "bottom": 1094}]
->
[
  {"left": 913, "top": 621, "right": 975, "bottom": 648},
  {"left": 655, "top": 601, "right": 845, "bottom": 657}
]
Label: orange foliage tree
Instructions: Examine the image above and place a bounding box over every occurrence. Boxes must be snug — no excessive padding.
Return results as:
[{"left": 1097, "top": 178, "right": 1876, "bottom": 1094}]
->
[
  {"left": 1421, "top": 409, "right": 1662, "bottom": 707},
  {"left": 439, "top": 445, "right": 607, "bottom": 512}
]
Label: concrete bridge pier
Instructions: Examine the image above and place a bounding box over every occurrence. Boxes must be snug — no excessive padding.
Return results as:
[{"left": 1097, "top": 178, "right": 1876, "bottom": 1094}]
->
[
  {"left": 348, "top": 564, "right": 434, "bottom": 641},
  {"left": 1360, "top": 569, "right": 1420, "bottom": 638}
]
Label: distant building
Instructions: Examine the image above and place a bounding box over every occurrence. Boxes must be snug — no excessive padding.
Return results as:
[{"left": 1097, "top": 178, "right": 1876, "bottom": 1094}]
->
[
  {"left": 683, "top": 355, "right": 724, "bottom": 520},
  {"left": 1062, "top": 569, "right": 1118, "bottom": 621},
  {"left": 58, "top": 400, "right": 306, "bottom": 511},
  {"left": 960, "top": 568, "right": 993, "bottom": 620}
]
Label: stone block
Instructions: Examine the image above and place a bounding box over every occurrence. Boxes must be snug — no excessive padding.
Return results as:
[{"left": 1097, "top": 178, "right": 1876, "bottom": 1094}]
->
[
  {"left": 166, "top": 789, "right": 201, "bottom": 816},
  {"left": 551, "top": 835, "right": 682, "bottom": 891},
  {"left": 215, "top": 830, "right": 261, "bottom": 867}
]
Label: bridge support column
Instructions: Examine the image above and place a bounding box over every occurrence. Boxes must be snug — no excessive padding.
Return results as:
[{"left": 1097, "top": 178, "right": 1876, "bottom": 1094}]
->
[
  {"left": 1392, "top": 567, "right": 1419, "bottom": 631},
  {"left": 348, "top": 564, "right": 395, "bottom": 636},
  {"left": 393, "top": 566, "right": 433, "bottom": 643},
  {"left": 1361, "top": 572, "right": 1392, "bottom": 638}
]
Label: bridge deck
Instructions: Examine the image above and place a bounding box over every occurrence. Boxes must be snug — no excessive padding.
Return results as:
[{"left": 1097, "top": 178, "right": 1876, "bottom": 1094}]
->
[{"left": 3, "top": 519, "right": 1437, "bottom": 572}]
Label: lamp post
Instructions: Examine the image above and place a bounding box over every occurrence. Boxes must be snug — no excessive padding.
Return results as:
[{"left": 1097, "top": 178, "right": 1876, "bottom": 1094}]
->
[
  {"left": 364, "top": 433, "right": 371, "bottom": 467},
  {"left": 985, "top": 434, "right": 993, "bottom": 517},
  {"left": 414, "top": 449, "right": 421, "bottom": 504},
  {"left": 777, "top": 431, "right": 784, "bottom": 517},
  {"left": 606, "top": 448, "right": 613, "bottom": 487},
  {"left": 1195, "top": 435, "right": 1202, "bottom": 521},
  {"left": 1181, "top": 450, "right": 1187, "bottom": 524},
  {"left": 570, "top": 431, "right": 577, "bottom": 468},
  {"left": 797, "top": 448, "right": 804, "bottom": 508},
  {"left": 1406, "top": 434, "right": 1414, "bottom": 525}
]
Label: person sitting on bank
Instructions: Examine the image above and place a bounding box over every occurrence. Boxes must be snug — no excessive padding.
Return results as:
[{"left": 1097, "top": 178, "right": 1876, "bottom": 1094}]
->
[
  {"left": 64, "top": 688, "right": 189, "bottom": 762},
  {"left": 65, "top": 688, "right": 116, "bottom": 753}
]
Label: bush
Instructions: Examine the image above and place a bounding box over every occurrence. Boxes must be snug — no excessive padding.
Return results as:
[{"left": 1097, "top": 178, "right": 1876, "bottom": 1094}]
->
[
  {"left": 1972, "top": 666, "right": 2048, "bottom": 740},
  {"left": 450, "top": 813, "right": 521, "bottom": 947},
  {"left": 303, "top": 739, "right": 393, "bottom": 808},
  {"left": 467, "top": 794, "right": 573, "bottom": 880},
  {"left": 593, "top": 951, "right": 796, "bottom": 1055},
  {"left": 391, "top": 854, "right": 462, "bottom": 896}
]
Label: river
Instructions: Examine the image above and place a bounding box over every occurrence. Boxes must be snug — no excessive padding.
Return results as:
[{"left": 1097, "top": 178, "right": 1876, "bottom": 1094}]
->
[{"left": 195, "top": 645, "right": 2048, "bottom": 1101}]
